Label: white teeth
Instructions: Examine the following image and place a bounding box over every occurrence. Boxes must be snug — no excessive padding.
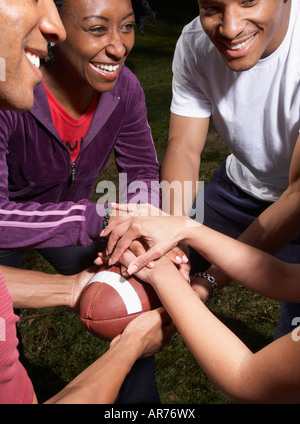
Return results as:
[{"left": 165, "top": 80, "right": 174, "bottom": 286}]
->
[
  {"left": 94, "top": 63, "right": 120, "bottom": 73},
  {"left": 230, "top": 35, "right": 254, "bottom": 51},
  {"left": 25, "top": 51, "right": 40, "bottom": 69}
]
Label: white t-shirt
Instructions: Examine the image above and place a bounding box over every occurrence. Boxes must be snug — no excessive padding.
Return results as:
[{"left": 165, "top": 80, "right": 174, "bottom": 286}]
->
[{"left": 171, "top": 0, "right": 300, "bottom": 202}]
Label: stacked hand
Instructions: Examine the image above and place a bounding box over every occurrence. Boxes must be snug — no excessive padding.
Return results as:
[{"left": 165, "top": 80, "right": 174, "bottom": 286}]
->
[{"left": 97, "top": 203, "right": 200, "bottom": 277}]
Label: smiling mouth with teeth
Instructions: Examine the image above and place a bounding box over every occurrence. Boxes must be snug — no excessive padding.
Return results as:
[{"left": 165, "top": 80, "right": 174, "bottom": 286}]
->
[
  {"left": 25, "top": 49, "right": 40, "bottom": 69},
  {"left": 229, "top": 35, "right": 255, "bottom": 51},
  {"left": 92, "top": 63, "right": 120, "bottom": 73}
]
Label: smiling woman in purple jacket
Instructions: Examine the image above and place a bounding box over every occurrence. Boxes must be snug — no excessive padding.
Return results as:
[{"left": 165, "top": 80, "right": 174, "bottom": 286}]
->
[
  {"left": 0, "top": 0, "right": 161, "bottom": 404},
  {"left": 0, "top": 0, "right": 159, "bottom": 273}
]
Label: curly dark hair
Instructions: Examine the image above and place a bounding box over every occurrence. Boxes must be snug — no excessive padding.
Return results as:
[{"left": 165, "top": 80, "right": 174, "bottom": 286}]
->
[{"left": 53, "top": 0, "right": 155, "bottom": 35}]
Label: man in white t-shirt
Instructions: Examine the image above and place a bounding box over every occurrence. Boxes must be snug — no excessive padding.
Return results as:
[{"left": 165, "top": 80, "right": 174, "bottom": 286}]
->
[{"left": 161, "top": 0, "right": 300, "bottom": 338}]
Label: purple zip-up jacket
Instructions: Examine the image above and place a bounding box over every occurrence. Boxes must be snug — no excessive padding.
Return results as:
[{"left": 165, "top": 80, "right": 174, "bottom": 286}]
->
[{"left": 0, "top": 66, "right": 160, "bottom": 249}]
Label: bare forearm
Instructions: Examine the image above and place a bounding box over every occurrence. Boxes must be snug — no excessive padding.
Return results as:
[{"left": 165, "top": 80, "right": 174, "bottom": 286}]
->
[
  {"left": 148, "top": 261, "right": 252, "bottom": 401},
  {"left": 0, "top": 265, "right": 72, "bottom": 309},
  {"left": 45, "top": 336, "right": 142, "bottom": 404},
  {"left": 237, "top": 190, "right": 300, "bottom": 254},
  {"left": 204, "top": 134, "right": 300, "bottom": 294},
  {"left": 160, "top": 114, "right": 208, "bottom": 215},
  {"left": 184, "top": 224, "right": 300, "bottom": 301},
  {"left": 148, "top": 260, "right": 300, "bottom": 403},
  {"left": 203, "top": 189, "right": 300, "bottom": 291},
  {"left": 160, "top": 149, "right": 200, "bottom": 216},
  {"left": 239, "top": 134, "right": 300, "bottom": 254}
]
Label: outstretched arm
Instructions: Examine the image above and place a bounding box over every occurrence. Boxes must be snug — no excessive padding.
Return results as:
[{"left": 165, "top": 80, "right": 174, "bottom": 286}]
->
[
  {"left": 45, "top": 307, "right": 175, "bottom": 404},
  {"left": 238, "top": 133, "right": 300, "bottom": 254},
  {"left": 101, "top": 211, "right": 300, "bottom": 302},
  {"left": 0, "top": 265, "right": 175, "bottom": 404},
  {"left": 0, "top": 265, "right": 97, "bottom": 311},
  {"left": 125, "top": 253, "right": 300, "bottom": 404},
  {"left": 203, "top": 133, "right": 300, "bottom": 291},
  {"left": 160, "top": 113, "right": 209, "bottom": 216}
]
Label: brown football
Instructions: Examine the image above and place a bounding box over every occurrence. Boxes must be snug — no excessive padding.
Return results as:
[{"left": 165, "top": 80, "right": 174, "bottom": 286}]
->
[{"left": 79, "top": 265, "right": 161, "bottom": 341}]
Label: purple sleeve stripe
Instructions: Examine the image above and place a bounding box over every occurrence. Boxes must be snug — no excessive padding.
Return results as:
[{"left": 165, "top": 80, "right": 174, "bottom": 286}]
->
[
  {"left": 0, "top": 205, "right": 86, "bottom": 216},
  {"left": 0, "top": 216, "right": 85, "bottom": 228}
]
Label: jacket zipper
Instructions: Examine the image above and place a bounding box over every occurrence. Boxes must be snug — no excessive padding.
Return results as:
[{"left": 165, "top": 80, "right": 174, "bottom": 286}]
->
[
  {"left": 55, "top": 159, "right": 76, "bottom": 202},
  {"left": 71, "top": 162, "right": 76, "bottom": 182}
]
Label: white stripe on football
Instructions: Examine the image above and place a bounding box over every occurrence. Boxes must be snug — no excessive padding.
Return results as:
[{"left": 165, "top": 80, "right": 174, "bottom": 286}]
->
[{"left": 87, "top": 270, "right": 143, "bottom": 315}]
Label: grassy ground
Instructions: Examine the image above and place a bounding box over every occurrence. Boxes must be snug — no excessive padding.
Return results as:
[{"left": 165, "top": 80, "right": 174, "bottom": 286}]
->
[{"left": 19, "top": 10, "right": 281, "bottom": 404}]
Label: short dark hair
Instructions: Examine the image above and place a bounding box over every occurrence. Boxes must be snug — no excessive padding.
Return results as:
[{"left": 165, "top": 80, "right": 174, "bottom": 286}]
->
[{"left": 53, "top": 0, "right": 155, "bottom": 35}]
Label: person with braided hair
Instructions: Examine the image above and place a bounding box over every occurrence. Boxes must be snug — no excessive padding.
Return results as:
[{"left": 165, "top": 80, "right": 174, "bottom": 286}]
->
[{"left": 0, "top": 0, "right": 169, "bottom": 404}]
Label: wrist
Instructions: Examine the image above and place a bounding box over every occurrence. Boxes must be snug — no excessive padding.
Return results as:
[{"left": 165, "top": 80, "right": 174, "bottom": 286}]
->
[
  {"left": 102, "top": 204, "right": 112, "bottom": 230},
  {"left": 110, "top": 333, "right": 144, "bottom": 367},
  {"left": 191, "top": 266, "right": 229, "bottom": 302},
  {"left": 205, "top": 265, "right": 230, "bottom": 290},
  {"left": 66, "top": 274, "right": 79, "bottom": 309},
  {"left": 148, "top": 256, "right": 179, "bottom": 289},
  {"left": 193, "top": 271, "right": 218, "bottom": 300},
  {"left": 181, "top": 217, "right": 202, "bottom": 244}
]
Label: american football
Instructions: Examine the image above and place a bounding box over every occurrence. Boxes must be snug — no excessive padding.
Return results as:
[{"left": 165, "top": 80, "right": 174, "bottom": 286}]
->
[{"left": 79, "top": 265, "right": 161, "bottom": 341}]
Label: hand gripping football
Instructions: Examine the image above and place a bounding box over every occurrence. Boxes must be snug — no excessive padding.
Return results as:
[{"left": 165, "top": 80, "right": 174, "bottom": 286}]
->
[{"left": 79, "top": 265, "right": 161, "bottom": 341}]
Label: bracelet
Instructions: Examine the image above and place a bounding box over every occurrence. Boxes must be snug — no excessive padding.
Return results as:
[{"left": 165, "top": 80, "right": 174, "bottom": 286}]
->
[
  {"left": 194, "top": 271, "right": 218, "bottom": 298},
  {"left": 102, "top": 204, "right": 112, "bottom": 230}
]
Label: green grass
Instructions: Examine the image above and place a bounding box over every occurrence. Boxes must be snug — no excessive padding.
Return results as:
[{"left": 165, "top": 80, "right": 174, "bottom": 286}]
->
[{"left": 19, "top": 16, "right": 281, "bottom": 404}]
